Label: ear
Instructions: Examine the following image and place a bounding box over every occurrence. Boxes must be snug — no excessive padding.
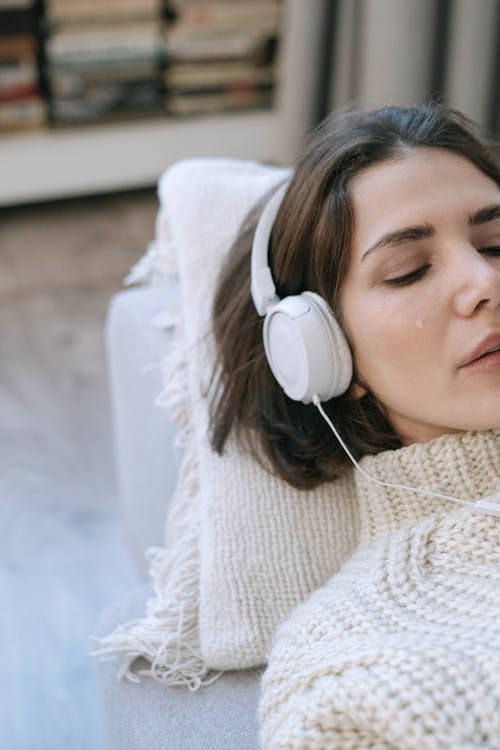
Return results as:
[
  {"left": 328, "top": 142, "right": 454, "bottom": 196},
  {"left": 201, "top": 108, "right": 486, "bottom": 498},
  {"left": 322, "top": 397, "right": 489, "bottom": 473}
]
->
[{"left": 350, "top": 382, "right": 367, "bottom": 400}]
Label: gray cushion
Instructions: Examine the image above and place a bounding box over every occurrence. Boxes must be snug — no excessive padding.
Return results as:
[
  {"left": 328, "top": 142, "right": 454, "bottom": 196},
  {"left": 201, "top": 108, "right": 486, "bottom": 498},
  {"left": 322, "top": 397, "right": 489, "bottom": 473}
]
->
[
  {"left": 94, "top": 586, "right": 262, "bottom": 750},
  {"left": 106, "top": 286, "right": 181, "bottom": 576}
]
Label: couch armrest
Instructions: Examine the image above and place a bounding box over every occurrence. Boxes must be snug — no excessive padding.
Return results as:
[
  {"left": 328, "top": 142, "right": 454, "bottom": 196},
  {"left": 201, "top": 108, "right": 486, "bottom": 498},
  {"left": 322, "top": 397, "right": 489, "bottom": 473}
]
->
[{"left": 106, "top": 285, "right": 180, "bottom": 577}]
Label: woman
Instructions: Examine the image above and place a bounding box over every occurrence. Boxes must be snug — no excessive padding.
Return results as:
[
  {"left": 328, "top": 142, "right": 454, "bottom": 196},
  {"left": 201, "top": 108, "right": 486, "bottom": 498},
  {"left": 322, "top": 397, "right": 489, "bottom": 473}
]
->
[{"left": 210, "top": 104, "right": 500, "bottom": 748}]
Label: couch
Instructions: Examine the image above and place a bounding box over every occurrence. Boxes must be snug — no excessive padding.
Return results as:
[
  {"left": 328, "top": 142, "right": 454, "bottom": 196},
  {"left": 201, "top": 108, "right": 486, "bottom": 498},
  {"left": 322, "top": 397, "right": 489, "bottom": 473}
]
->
[{"left": 94, "top": 285, "right": 262, "bottom": 749}]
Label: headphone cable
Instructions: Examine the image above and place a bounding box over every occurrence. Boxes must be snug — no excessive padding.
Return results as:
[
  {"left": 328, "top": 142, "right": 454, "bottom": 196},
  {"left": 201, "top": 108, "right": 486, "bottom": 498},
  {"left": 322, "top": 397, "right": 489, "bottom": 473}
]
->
[{"left": 312, "top": 394, "right": 500, "bottom": 517}]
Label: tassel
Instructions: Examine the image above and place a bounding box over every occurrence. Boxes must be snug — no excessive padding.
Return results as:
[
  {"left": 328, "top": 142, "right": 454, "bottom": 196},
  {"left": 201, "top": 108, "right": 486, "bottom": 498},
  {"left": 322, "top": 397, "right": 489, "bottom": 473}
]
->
[
  {"left": 92, "top": 251, "right": 220, "bottom": 689},
  {"left": 92, "top": 371, "right": 219, "bottom": 687}
]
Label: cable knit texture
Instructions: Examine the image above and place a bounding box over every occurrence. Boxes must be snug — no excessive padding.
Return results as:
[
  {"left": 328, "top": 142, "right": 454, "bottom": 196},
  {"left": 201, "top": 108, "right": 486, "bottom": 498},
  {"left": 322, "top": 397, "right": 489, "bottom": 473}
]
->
[{"left": 260, "top": 428, "right": 500, "bottom": 750}]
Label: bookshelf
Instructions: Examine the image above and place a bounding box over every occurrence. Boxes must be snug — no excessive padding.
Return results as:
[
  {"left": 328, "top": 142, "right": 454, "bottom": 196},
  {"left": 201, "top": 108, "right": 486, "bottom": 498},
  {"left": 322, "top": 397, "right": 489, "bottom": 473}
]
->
[{"left": 0, "top": 0, "right": 328, "bottom": 206}]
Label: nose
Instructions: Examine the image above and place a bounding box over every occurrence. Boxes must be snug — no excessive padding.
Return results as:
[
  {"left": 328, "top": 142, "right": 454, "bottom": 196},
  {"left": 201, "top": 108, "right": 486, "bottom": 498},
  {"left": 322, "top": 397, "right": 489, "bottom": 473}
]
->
[{"left": 452, "top": 248, "right": 500, "bottom": 317}]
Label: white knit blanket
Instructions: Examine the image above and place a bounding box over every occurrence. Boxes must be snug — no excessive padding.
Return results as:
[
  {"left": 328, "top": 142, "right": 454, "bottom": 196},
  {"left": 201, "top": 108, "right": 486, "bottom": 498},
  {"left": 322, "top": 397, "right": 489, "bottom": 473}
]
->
[{"left": 260, "top": 509, "right": 500, "bottom": 749}]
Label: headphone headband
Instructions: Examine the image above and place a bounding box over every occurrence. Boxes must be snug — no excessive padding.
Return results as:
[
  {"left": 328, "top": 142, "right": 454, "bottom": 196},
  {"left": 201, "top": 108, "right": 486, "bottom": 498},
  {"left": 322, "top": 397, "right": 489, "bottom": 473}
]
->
[
  {"left": 249, "top": 180, "right": 353, "bottom": 403},
  {"left": 250, "top": 182, "right": 289, "bottom": 316}
]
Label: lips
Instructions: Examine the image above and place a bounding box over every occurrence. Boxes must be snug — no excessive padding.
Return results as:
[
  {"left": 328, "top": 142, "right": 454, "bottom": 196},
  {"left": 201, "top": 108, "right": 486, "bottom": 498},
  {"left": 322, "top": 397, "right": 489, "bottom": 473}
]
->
[{"left": 460, "top": 331, "right": 500, "bottom": 368}]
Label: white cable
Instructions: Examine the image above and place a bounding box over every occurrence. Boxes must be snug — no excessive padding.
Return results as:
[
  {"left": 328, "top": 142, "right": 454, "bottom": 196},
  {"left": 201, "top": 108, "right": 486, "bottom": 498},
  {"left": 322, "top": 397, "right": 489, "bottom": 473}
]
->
[{"left": 312, "top": 394, "right": 500, "bottom": 516}]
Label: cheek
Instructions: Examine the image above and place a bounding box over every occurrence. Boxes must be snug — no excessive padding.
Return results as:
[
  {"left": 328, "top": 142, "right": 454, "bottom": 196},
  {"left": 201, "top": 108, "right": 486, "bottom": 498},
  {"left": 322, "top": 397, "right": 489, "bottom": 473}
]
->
[{"left": 342, "top": 292, "right": 434, "bottom": 389}]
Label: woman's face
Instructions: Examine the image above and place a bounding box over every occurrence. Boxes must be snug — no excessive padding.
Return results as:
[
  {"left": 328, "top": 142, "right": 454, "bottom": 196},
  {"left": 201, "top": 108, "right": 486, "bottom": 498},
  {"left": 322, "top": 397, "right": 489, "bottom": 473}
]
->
[{"left": 340, "top": 147, "right": 500, "bottom": 445}]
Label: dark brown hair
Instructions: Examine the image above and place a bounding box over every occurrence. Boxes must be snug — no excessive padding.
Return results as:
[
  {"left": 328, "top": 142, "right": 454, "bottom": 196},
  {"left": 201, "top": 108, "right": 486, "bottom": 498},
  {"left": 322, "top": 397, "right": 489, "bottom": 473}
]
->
[{"left": 209, "top": 103, "right": 500, "bottom": 489}]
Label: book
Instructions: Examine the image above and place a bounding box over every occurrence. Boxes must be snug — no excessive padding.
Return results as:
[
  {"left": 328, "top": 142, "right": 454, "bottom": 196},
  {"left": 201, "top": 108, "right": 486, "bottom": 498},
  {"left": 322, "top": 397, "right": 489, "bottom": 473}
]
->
[
  {"left": 50, "top": 77, "right": 163, "bottom": 122},
  {"left": 0, "top": 82, "right": 38, "bottom": 101},
  {"left": 50, "top": 63, "right": 159, "bottom": 96},
  {"left": 0, "top": 34, "right": 36, "bottom": 59},
  {"left": 166, "top": 28, "right": 278, "bottom": 63},
  {"left": 165, "top": 85, "right": 273, "bottom": 115},
  {"left": 165, "top": 59, "right": 275, "bottom": 88},
  {"left": 168, "top": 0, "right": 281, "bottom": 32},
  {"left": 0, "top": 0, "right": 33, "bottom": 7},
  {"left": 47, "top": 25, "right": 165, "bottom": 58},
  {"left": 0, "top": 96, "right": 45, "bottom": 130},
  {"left": 45, "top": 17, "right": 162, "bottom": 34},
  {"left": 45, "top": 0, "right": 162, "bottom": 24},
  {"left": 0, "top": 57, "right": 37, "bottom": 90}
]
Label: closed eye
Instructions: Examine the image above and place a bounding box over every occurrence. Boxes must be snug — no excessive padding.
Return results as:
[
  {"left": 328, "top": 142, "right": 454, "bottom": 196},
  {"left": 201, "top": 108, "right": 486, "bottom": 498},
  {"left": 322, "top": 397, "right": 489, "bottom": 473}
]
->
[
  {"left": 480, "top": 246, "right": 500, "bottom": 256},
  {"left": 384, "top": 264, "right": 431, "bottom": 287}
]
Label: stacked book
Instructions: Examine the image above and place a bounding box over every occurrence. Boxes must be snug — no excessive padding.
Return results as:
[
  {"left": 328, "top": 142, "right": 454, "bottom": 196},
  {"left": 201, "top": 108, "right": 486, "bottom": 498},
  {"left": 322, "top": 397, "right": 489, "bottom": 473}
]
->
[
  {"left": 0, "top": 0, "right": 46, "bottom": 131},
  {"left": 164, "top": 0, "right": 282, "bottom": 116},
  {"left": 44, "top": 0, "right": 167, "bottom": 124}
]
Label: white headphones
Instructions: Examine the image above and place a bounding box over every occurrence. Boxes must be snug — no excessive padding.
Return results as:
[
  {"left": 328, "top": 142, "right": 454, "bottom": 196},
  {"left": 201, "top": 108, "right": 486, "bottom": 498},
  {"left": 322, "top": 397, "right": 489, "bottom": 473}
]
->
[{"left": 250, "top": 182, "right": 353, "bottom": 403}]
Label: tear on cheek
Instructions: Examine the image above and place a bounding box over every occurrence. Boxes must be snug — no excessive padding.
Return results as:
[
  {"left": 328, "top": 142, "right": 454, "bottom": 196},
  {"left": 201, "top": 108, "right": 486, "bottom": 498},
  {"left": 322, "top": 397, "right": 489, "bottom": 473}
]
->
[{"left": 416, "top": 319, "right": 424, "bottom": 329}]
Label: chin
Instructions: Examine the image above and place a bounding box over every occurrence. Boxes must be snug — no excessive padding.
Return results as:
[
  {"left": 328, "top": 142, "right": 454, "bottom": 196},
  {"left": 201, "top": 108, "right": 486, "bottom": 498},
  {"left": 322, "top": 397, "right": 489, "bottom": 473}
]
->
[
  {"left": 449, "top": 392, "right": 500, "bottom": 433},
  {"left": 457, "top": 419, "right": 500, "bottom": 432}
]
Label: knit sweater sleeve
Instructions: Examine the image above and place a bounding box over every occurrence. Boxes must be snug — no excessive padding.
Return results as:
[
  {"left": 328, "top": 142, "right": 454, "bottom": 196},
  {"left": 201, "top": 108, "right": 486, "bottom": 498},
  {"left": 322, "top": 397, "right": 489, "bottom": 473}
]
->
[{"left": 259, "top": 510, "right": 500, "bottom": 750}]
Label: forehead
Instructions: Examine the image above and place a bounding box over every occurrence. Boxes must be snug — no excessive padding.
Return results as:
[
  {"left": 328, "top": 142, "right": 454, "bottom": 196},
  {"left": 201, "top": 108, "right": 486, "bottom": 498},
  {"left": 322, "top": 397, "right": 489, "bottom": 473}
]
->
[{"left": 349, "top": 148, "right": 500, "bottom": 254}]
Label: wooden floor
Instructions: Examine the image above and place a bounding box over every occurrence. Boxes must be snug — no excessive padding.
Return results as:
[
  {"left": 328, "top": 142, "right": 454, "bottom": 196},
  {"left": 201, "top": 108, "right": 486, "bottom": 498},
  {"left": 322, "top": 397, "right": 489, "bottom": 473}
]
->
[{"left": 0, "top": 190, "right": 158, "bottom": 750}]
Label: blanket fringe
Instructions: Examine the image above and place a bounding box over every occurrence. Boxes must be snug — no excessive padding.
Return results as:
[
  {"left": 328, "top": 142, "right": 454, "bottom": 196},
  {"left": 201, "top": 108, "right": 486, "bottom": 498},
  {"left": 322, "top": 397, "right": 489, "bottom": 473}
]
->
[
  {"left": 92, "top": 306, "right": 219, "bottom": 689},
  {"left": 93, "top": 514, "right": 219, "bottom": 689},
  {"left": 124, "top": 231, "right": 177, "bottom": 288}
]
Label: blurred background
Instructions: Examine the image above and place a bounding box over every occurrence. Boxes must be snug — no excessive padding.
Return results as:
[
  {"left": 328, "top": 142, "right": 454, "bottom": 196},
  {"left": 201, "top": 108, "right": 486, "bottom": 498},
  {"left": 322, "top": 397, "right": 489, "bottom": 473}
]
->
[{"left": 0, "top": 1, "right": 499, "bottom": 748}]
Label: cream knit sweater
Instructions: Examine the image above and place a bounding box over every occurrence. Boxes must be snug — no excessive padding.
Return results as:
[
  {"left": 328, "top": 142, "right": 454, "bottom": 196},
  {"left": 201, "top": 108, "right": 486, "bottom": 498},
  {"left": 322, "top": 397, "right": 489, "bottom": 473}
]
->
[{"left": 260, "top": 428, "right": 500, "bottom": 750}]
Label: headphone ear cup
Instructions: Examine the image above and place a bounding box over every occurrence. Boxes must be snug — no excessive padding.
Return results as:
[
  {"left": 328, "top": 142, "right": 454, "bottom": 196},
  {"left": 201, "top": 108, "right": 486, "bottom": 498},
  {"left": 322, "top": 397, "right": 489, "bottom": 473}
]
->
[{"left": 263, "top": 291, "right": 353, "bottom": 403}]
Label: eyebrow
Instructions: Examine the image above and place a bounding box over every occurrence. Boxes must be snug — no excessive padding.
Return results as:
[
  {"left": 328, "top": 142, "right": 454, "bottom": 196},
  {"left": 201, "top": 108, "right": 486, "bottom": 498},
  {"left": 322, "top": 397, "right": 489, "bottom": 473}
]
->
[
  {"left": 469, "top": 203, "right": 500, "bottom": 225},
  {"left": 361, "top": 223, "right": 434, "bottom": 261},
  {"left": 361, "top": 203, "right": 500, "bottom": 261}
]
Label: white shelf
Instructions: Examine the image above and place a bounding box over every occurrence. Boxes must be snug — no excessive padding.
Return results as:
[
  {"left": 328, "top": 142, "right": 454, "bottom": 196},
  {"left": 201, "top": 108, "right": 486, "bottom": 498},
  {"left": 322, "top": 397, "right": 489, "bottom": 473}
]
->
[
  {"left": 1, "top": 110, "right": 284, "bottom": 205},
  {"left": 0, "top": 0, "right": 328, "bottom": 205}
]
